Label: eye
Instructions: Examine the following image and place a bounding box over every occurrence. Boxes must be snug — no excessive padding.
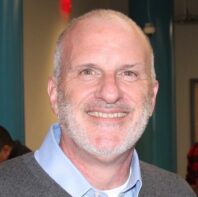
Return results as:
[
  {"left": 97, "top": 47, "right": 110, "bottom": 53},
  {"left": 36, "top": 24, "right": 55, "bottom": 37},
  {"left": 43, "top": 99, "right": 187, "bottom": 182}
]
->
[
  {"left": 118, "top": 70, "right": 138, "bottom": 82},
  {"left": 123, "top": 70, "right": 135, "bottom": 76},
  {"left": 79, "top": 68, "right": 100, "bottom": 81},
  {"left": 80, "top": 68, "right": 95, "bottom": 76}
]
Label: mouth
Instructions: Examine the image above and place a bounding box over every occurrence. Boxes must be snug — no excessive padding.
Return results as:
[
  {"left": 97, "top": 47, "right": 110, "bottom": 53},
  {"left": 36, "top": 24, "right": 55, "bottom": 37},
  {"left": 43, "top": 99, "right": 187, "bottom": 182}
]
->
[{"left": 87, "top": 111, "right": 128, "bottom": 119}]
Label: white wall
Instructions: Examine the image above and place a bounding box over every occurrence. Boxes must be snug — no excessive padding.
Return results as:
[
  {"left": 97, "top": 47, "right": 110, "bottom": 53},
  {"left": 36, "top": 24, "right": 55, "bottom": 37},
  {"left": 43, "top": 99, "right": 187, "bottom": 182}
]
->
[{"left": 174, "top": 23, "right": 198, "bottom": 177}]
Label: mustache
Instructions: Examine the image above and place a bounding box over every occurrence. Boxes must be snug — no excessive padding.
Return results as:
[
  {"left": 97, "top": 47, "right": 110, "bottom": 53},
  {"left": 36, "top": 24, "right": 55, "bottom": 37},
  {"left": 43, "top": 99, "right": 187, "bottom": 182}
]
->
[
  {"left": 83, "top": 100, "right": 134, "bottom": 112},
  {"left": 57, "top": 91, "right": 134, "bottom": 112}
]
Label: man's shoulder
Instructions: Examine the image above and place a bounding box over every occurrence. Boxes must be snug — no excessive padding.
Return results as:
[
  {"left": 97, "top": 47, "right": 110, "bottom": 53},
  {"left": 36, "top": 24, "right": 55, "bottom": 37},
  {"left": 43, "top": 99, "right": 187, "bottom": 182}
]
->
[
  {"left": 0, "top": 153, "right": 71, "bottom": 197},
  {"left": 140, "top": 160, "right": 179, "bottom": 180},
  {"left": 139, "top": 161, "right": 196, "bottom": 197},
  {"left": 0, "top": 153, "right": 41, "bottom": 189},
  {"left": 0, "top": 152, "right": 33, "bottom": 176}
]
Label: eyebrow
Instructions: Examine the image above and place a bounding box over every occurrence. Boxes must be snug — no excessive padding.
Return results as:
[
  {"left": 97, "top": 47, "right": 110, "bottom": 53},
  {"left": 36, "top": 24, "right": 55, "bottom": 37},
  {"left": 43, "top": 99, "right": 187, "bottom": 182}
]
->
[
  {"left": 69, "top": 63, "right": 106, "bottom": 75},
  {"left": 70, "top": 63, "right": 98, "bottom": 70},
  {"left": 68, "top": 62, "right": 143, "bottom": 73},
  {"left": 118, "top": 63, "right": 143, "bottom": 70},
  {"left": 121, "top": 64, "right": 136, "bottom": 69}
]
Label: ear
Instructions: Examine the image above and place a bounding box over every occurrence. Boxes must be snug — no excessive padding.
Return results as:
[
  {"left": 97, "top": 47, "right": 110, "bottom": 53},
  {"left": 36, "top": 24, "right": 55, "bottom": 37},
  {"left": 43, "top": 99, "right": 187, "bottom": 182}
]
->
[
  {"left": 149, "top": 80, "right": 159, "bottom": 116},
  {"left": 47, "top": 76, "right": 58, "bottom": 115}
]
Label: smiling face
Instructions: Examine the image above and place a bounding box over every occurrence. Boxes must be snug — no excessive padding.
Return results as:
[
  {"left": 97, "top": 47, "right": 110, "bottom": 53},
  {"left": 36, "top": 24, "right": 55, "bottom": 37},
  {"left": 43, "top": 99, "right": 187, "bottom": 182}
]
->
[{"left": 48, "top": 13, "right": 158, "bottom": 159}]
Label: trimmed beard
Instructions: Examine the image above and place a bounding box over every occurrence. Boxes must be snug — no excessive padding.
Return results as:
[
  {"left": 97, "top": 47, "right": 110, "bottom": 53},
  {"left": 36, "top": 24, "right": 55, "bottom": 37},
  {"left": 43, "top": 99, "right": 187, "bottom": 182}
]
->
[{"left": 57, "top": 90, "right": 152, "bottom": 158}]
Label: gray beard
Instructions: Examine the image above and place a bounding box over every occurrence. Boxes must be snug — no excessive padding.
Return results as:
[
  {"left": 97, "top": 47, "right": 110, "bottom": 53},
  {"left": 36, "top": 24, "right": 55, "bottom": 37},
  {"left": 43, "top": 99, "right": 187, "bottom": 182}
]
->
[{"left": 57, "top": 90, "right": 151, "bottom": 158}]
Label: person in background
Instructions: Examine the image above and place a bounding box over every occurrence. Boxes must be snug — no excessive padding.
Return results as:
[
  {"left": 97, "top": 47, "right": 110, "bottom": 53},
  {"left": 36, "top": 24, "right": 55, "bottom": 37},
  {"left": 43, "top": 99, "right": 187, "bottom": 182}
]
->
[
  {"left": 186, "top": 142, "right": 198, "bottom": 195},
  {"left": 0, "top": 9, "right": 196, "bottom": 196},
  {"left": 0, "top": 125, "right": 31, "bottom": 163}
]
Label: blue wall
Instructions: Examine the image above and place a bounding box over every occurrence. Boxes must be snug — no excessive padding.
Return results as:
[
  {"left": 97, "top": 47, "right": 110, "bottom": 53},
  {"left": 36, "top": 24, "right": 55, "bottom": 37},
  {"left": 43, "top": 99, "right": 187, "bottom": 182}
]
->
[
  {"left": 129, "top": 0, "right": 176, "bottom": 171},
  {"left": 0, "top": 0, "right": 24, "bottom": 142}
]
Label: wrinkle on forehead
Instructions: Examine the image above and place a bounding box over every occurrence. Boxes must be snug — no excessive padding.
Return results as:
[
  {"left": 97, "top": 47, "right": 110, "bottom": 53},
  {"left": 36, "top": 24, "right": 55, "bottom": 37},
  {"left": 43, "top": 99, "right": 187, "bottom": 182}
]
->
[
  {"left": 65, "top": 17, "right": 150, "bottom": 54},
  {"left": 65, "top": 16, "right": 150, "bottom": 48},
  {"left": 59, "top": 15, "right": 153, "bottom": 82}
]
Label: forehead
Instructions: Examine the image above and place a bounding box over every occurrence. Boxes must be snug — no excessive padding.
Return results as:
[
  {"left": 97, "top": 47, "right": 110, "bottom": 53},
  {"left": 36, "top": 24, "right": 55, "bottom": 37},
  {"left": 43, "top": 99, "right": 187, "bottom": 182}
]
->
[
  {"left": 69, "top": 17, "right": 147, "bottom": 44},
  {"left": 61, "top": 16, "right": 151, "bottom": 68}
]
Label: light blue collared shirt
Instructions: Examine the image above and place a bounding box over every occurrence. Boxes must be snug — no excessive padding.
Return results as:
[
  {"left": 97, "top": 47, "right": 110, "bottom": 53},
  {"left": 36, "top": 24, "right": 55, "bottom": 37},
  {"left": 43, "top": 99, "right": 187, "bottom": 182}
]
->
[{"left": 34, "top": 123, "right": 142, "bottom": 197}]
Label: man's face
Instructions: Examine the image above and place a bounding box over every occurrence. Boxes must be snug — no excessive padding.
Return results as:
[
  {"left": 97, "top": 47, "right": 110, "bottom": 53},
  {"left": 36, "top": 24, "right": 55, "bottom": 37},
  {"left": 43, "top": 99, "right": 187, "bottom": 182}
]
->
[
  {"left": 49, "top": 18, "right": 158, "bottom": 158},
  {"left": 0, "top": 145, "right": 11, "bottom": 162}
]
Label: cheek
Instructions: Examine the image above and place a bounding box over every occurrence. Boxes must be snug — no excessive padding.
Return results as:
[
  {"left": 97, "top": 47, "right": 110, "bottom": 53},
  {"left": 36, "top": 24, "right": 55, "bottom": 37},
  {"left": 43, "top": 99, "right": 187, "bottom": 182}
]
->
[
  {"left": 61, "top": 87, "right": 95, "bottom": 122},
  {"left": 63, "top": 79, "right": 98, "bottom": 104},
  {"left": 122, "top": 82, "right": 150, "bottom": 105}
]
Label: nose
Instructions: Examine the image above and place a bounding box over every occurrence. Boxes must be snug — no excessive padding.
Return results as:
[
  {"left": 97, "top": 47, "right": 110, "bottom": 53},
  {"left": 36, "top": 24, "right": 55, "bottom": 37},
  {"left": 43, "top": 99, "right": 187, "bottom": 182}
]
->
[{"left": 95, "top": 73, "right": 122, "bottom": 104}]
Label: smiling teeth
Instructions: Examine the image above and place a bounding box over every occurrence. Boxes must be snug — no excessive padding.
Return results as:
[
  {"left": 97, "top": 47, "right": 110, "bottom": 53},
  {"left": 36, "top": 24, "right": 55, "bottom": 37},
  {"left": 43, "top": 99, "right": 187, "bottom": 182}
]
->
[{"left": 88, "top": 112, "right": 127, "bottom": 118}]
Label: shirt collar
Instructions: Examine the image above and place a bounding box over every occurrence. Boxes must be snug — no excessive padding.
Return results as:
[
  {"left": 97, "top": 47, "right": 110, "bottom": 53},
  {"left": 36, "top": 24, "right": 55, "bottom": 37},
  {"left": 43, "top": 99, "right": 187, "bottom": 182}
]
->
[
  {"left": 35, "top": 123, "right": 142, "bottom": 197},
  {"left": 123, "top": 149, "right": 142, "bottom": 195},
  {"left": 35, "top": 123, "right": 91, "bottom": 196}
]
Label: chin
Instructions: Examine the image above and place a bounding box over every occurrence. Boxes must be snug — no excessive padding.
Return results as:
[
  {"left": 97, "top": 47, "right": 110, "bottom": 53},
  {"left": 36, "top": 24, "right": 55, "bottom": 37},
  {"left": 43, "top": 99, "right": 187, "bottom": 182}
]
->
[{"left": 84, "top": 137, "right": 134, "bottom": 158}]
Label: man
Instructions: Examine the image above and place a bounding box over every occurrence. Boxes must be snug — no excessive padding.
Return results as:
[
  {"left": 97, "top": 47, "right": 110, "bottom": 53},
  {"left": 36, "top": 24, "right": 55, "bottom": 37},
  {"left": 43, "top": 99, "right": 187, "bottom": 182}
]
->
[
  {"left": 0, "top": 125, "right": 31, "bottom": 162},
  {"left": 0, "top": 9, "right": 195, "bottom": 197}
]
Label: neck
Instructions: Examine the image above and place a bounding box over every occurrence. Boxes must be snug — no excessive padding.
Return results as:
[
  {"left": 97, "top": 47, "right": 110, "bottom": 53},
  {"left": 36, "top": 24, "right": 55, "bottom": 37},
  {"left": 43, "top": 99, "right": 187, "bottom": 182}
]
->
[{"left": 60, "top": 136, "right": 134, "bottom": 190}]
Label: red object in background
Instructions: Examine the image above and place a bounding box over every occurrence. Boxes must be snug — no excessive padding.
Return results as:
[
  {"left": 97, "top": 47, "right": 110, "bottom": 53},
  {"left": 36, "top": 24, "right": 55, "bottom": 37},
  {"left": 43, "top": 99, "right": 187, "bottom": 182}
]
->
[{"left": 60, "top": 0, "right": 72, "bottom": 17}]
